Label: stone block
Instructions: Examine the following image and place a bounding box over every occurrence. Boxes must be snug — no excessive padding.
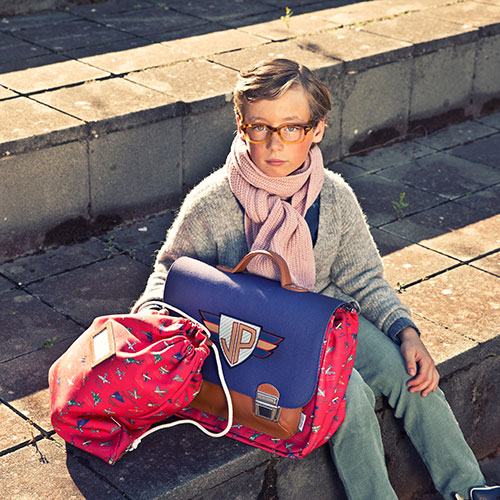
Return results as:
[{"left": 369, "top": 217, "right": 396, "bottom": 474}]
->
[
  {"left": 476, "top": 112, "right": 500, "bottom": 130},
  {"left": 0, "top": 96, "right": 85, "bottom": 156},
  {"left": 0, "top": 31, "right": 50, "bottom": 62},
  {"left": 33, "top": 78, "right": 178, "bottom": 132},
  {"left": 380, "top": 241, "right": 458, "bottom": 287},
  {"left": 27, "top": 254, "right": 151, "bottom": 325},
  {"left": 0, "top": 275, "right": 14, "bottom": 293},
  {"left": 400, "top": 264, "right": 500, "bottom": 342},
  {"left": 163, "top": 28, "right": 265, "bottom": 59},
  {"left": 182, "top": 103, "right": 236, "bottom": 190},
  {"left": 454, "top": 184, "right": 500, "bottom": 217},
  {"left": 125, "top": 59, "right": 237, "bottom": 114},
  {"left": 0, "top": 141, "right": 90, "bottom": 260},
  {"left": 410, "top": 43, "right": 476, "bottom": 125},
  {"left": 426, "top": 1, "right": 500, "bottom": 31},
  {"left": 326, "top": 160, "right": 367, "bottom": 180},
  {"left": 447, "top": 132, "right": 500, "bottom": 168},
  {"left": 470, "top": 253, "right": 500, "bottom": 276},
  {"left": 297, "top": 28, "right": 412, "bottom": 73},
  {"left": 0, "top": 56, "right": 109, "bottom": 94},
  {"left": 0, "top": 437, "right": 126, "bottom": 500},
  {"left": 236, "top": 10, "right": 340, "bottom": 41},
  {"left": 382, "top": 203, "right": 500, "bottom": 261},
  {"left": 344, "top": 139, "right": 434, "bottom": 171},
  {"left": 472, "top": 34, "right": 500, "bottom": 114},
  {"left": 88, "top": 119, "right": 183, "bottom": 218},
  {"left": 0, "top": 337, "right": 76, "bottom": 431},
  {"left": 376, "top": 152, "right": 500, "bottom": 199},
  {"left": 413, "top": 120, "right": 497, "bottom": 150},
  {"left": 0, "top": 289, "right": 80, "bottom": 364},
  {"left": 67, "top": 38, "right": 188, "bottom": 75},
  {"left": 348, "top": 174, "right": 443, "bottom": 226},
  {"left": 341, "top": 60, "right": 412, "bottom": 155},
  {"left": 361, "top": 11, "right": 478, "bottom": 56},
  {"left": 0, "top": 402, "right": 40, "bottom": 451},
  {"left": 0, "top": 85, "right": 17, "bottom": 100},
  {"left": 0, "top": 10, "right": 76, "bottom": 32},
  {"left": 0, "top": 239, "right": 111, "bottom": 286},
  {"left": 16, "top": 18, "right": 133, "bottom": 52}
]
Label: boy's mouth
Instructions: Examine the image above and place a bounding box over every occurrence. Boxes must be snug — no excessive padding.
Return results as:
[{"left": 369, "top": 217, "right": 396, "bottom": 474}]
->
[{"left": 266, "top": 159, "right": 286, "bottom": 166}]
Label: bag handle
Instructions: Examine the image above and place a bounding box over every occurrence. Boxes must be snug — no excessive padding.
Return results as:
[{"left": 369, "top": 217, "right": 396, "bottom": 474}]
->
[
  {"left": 125, "top": 301, "right": 234, "bottom": 454},
  {"left": 217, "top": 250, "right": 308, "bottom": 293}
]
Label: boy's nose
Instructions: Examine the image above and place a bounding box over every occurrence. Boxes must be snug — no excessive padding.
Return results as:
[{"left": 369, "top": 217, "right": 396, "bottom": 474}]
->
[{"left": 266, "top": 130, "right": 284, "bottom": 151}]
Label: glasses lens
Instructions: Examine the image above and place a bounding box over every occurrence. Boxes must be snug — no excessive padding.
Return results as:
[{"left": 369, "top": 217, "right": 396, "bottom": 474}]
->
[
  {"left": 246, "top": 125, "right": 270, "bottom": 142},
  {"left": 279, "top": 125, "right": 305, "bottom": 143}
]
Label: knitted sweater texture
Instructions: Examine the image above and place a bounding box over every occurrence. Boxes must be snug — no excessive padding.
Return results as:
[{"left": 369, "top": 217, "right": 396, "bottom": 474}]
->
[{"left": 133, "top": 166, "right": 413, "bottom": 337}]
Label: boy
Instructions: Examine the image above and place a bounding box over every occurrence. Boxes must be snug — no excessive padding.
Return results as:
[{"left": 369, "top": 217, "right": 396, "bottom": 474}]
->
[{"left": 133, "top": 58, "right": 499, "bottom": 500}]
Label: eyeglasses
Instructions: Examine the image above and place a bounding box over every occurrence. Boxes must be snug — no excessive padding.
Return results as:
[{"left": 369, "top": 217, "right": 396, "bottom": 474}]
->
[{"left": 241, "top": 123, "right": 314, "bottom": 144}]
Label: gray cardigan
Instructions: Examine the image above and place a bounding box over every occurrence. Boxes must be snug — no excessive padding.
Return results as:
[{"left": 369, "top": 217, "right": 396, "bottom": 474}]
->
[{"left": 132, "top": 166, "right": 415, "bottom": 342}]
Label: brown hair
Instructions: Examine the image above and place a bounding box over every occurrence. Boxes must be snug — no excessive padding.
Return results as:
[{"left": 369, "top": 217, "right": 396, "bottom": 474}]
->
[{"left": 233, "top": 58, "right": 332, "bottom": 125}]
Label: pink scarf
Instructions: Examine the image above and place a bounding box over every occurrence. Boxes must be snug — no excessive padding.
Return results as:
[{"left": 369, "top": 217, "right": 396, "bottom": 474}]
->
[{"left": 227, "top": 136, "right": 324, "bottom": 291}]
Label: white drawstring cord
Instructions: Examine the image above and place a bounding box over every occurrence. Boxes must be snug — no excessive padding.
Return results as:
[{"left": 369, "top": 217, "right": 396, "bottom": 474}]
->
[{"left": 126, "top": 301, "right": 234, "bottom": 453}]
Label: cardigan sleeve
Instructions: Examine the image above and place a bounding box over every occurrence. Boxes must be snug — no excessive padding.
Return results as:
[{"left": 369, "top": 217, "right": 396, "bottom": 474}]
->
[{"left": 327, "top": 181, "right": 414, "bottom": 336}]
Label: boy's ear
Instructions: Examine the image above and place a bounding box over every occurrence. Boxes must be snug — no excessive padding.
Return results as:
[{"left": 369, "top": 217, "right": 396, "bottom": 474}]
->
[
  {"left": 236, "top": 115, "right": 245, "bottom": 139},
  {"left": 312, "top": 118, "right": 326, "bottom": 144}
]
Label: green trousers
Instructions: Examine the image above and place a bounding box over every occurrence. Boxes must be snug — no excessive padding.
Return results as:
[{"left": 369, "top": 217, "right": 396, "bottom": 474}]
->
[{"left": 329, "top": 316, "right": 485, "bottom": 500}]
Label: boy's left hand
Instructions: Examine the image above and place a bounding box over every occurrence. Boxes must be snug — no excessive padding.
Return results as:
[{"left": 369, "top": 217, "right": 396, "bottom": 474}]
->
[{"left": 399, "top": 327, "right": 440, "bottom": 397}]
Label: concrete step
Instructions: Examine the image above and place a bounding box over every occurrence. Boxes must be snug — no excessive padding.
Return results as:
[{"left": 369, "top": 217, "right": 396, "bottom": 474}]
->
[{"left": 1, "top": 0, "right": 500, "bottom": 260}]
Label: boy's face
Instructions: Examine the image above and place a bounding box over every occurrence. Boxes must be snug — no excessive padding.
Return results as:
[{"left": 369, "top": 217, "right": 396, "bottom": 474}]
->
[{"left": 237, "top": 86, "right": 325, "bottom": 178}]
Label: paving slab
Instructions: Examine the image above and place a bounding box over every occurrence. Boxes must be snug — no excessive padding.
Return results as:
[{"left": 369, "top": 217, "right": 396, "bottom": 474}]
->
[
  {"left": 235, "top": 10, "right": 340, "bottom": 41},
  {"left": 161, "top": 28, "right": 265, "bottom": 59},
  {"left": 67, "top": 0, "right": 154, "bottom": 17},
  {"left": 425, "top": 0, "right": 500, "bottom": 31},
  {"left": 0, "top": 85, "right": 17, "bottom": 100},
  {"left": 360, "top": 11, "right": 478, "bottom": 55},
  {"left": 412, "top": 313, "right": 479, "bottom": 367},
  {"left": 296, "top": 27, "right": 412, "bottom": 72},
  {"left": 98, "top": 211, "right": 175, "bottom": 254},
  {"left": 0, "top": 337, "right": 75, "bottom": 431},
  {"left": 447, "top": 133, "right": 500, "bottom": 169},
  {"left": 400, "top": 265, "right": 500, "bottom": 342},
  {"left": 0, "top": 31, "right": 51, "bottom": 63},
  {"left": 27, "top": 254, "right": 151, "bottom": 326},
  {"left": 0, "top": 274, "right": 14, "bottom": 294},
  {"left": 209, "top": 38, "right": 339, "bottom": 73},
  {"left": 0, "top": 56, "right": 109, "bottom": 94},
  {"left": 375, "top": 152, "right": 500, "bottom": 200},
  {"left": 453, "top": 184, "right": 500, "bottom": 217},
  {"left": 0, "top": 239, "right": 112, "bottom": 286},
  {"left": 33, "top": 77, "right": 178, "bottom": 131},
  {"left": 412, "top": 120, "right": 497, "bottom": 150},
  {"left": 380, "top": 240, "right": 458, "bottom": 287},
  {"left": 66, "top": 423, "right": 266, "bottom": 500},
  {"left": 67, "top": 38, "right": 187, "bottom": 74},
  {"left": 0, "top": 402, "right": 40, "bottom": 451},
  {"left": 125, "top": 59, "right": 237, "bottom": 112},
  {"left": 84, "top": 5, "right": 208, "bottom": 38},
  {"left": 382, "top": 204, "right": 500, "bottom": 261},
  {"left": 0, "top": 437, "right": 127, "bottom": 500},
  {"left": 343, "top": 139, "right": 434, "bottom": 171},
  {"left": 0, "top": 96, "right": 84, "bottom": 155},
  {"left": 470, "top": 251, "right": 500, "bottom": 276},
  {"left": 0, "top": 10, "right": 77, "bottom": 32},
  {"left": 348, "top": 174, "right": 443, "bottom": 226},
  {"left": 0, "top": 289, "right": 81, "bottom": 363},
  {"left": 326, "top": 160, "right": 368, "bottom": 180},
  {"left": 162, "top": 0, "right": 274, "bottom": 23},
  {"left": 476, "top": 112, "right": 500, "bottom": 130}
]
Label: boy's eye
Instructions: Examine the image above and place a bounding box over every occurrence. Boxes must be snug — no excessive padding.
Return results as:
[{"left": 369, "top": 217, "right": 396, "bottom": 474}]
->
[
  {"left": 253, "top": 125, "right": 268, "bottom": 132},
  {"left": 285, "top": 125, "right": 299, "bottom": 132}
]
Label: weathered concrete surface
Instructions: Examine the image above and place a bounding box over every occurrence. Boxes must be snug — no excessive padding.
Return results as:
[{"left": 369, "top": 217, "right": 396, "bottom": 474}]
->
[
  {"left": 2, "top": 0, "right": 500, "bottom": 260},
  {"left": 1, "top": 114, "right": 499, "bottom": 499}
]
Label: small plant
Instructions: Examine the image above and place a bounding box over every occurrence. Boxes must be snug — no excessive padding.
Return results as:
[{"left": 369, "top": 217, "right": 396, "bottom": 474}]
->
[
  {"left": 42, "top": 336, "right": 57, "bottom": 349},
  {"left": 154, "top": 2, "right": 167, "bottom": 7},
  {"left": 392, "top": 192, "right": 409, "bottom": 219},
  {"left": 105, "top": 234, "right": 116, "bottom": 257},
  {"left": 281, "top": 6, "right": 293, "bottom": 29}
]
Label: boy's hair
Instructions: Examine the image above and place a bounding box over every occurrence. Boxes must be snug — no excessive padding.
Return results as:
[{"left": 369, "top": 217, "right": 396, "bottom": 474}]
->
[{"left": 233, "top": 58, "right": 332, "bottom": 126}]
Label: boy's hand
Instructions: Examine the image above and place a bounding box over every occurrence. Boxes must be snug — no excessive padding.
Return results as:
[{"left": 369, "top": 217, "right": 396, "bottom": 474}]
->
[{"left": 399, "top": 326, "right": 440, "bottom": 397}]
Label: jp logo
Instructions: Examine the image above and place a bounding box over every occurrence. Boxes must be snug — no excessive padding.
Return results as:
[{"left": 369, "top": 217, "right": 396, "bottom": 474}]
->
[{"left": 219, "top": 315, "right": 261, "bottom": 367}]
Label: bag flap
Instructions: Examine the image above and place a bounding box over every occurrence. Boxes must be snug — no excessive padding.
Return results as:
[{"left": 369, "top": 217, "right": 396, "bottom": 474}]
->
[{"left": 164, "top": 256, "right": 351, "bottom": 409}]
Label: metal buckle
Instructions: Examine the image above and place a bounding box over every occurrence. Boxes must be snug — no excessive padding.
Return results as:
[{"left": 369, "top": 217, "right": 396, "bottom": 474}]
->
[{"left": 255, "top": 390, "right": 282, "bottom": 422}]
